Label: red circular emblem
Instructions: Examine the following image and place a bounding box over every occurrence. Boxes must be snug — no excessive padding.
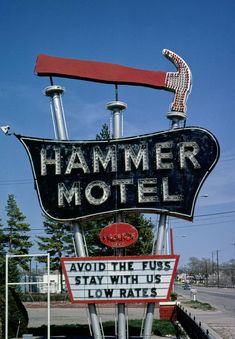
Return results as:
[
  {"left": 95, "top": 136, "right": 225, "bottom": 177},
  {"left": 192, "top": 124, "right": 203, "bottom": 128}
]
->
[{"left": 100, "top": 223, "right": 138, "bottom": 248}]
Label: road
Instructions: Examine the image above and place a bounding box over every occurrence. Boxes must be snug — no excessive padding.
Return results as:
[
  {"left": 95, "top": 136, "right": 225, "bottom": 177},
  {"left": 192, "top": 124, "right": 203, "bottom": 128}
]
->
[
  {"left": 25, "top": 303, "right": 151, "bottom": 328},
  {"left": 174, "top": 284, "right": 235, "bottom": 338},
  {"left": 174, "top": 284, "right": 235, "bottom": 315}
]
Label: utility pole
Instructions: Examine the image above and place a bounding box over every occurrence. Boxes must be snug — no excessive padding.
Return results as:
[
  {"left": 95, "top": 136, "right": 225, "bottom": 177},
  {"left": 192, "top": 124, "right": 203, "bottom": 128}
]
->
[
  {"left": 216, "top": 250, "right": 220, "bottom": 288},
  {"left": 211, "top": 251, "right": 214, "bottom": 275},
  {"left": 232, "top": 242, "right": 235, "bottom": 258},
  {"left": 205, "top": 261, "right": 208, "bottom": 287}
]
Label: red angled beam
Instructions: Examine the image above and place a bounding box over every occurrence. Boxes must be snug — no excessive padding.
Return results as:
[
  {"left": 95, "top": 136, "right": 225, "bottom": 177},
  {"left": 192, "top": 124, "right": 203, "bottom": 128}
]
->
[
  {"left": 35, "top": 49, "right": 191, "bottom": 113},
  {"left": 35, "top": 54, "right": 166, "bottom": 89}
]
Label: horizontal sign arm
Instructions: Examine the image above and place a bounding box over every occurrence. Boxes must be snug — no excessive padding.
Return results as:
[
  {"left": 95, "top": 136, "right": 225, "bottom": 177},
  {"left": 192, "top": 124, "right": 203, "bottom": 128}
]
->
[
  {"left": 36, "top": 54, "right": 166, "bottom": 89},
  {"left": 35, "top": 49, "right": 192, "bottom": 113}
]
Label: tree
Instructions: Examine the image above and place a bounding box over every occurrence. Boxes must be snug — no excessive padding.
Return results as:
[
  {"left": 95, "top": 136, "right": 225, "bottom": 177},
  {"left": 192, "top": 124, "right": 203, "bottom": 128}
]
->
[
  {"left": 0, "top": 198, "right": 29, "bottom": 337},
  {"left": 0, "top": 217, "right": 5, "bottom": 337},
  {"left": 82, "top": 214, "right": 154, "bottom": 257},
  {"left": 4, "top": 194, "right": 32, "bottom": 270},
  {"left": 37, "top": 214, "right": 75, "bottom": 292},
  {"left": 81, "top": 217, "right": 114, "bottom": 257},
  {"left": 184, "top": 257, "right": 212, "bottom": 282},
  {"left": 125, "top": 214, "right": 154, "bottom": 255},
  {"left": 0, "top": 218, "right": 5, "bottom": 275},
  {"left": 220, "top": 259, "right": 235, "bottom": 287},
  {"left": 96, "top": 123, "right": 110, "bottom": 140}
]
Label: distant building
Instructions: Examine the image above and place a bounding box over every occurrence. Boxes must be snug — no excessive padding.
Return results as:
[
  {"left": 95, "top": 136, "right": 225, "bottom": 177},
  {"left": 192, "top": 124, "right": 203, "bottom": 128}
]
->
[
  {"left": 37, "top": 272, "right": 65, "bottom": 293},
  {"left": 21, "top": 271, "right": 65, "bottom": 294}
]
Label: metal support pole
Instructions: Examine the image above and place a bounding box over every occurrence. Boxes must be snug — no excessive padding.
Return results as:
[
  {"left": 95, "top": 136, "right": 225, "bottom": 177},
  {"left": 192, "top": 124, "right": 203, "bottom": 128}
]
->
[
  {"left": 107, "top": 100, "right": 127, "bottom": 339},
  {"left": 143, "top": 107, "right": 182, "bottom": 338},
  {"left": 45, "top": 85, "right": 102, "bottom": 339},
  {"left": 117, "top": 303, "right": 126, "bottom": 339},
  {"left": 73, "top": 223, "right": 86, "bottom": 257},
  {"left": 166, "top": 111, "right": 186, "bottom": 129},
  {"left": 170, "top": 227, "right": 174, "bottom": 255},
  {"left": 154, "top": 213, "right": 167, "bottom": 254},
  {"left": 143, "top": 213, "right": 167, "bottom": 339},
  {"left": 47, "top": 253, "right": 51, "bottom": 339},
  {"left": 73, "top": 224, "right": 102, "bottom": 336},
  {"left": 107, "top": 101, "right": 127, "bottom": 139},
  {"left": 5, "top": 255, "right": 9, "bottom": 339},
  {"left": 45, "top": 86, "right": 68, "bottom": 140}
]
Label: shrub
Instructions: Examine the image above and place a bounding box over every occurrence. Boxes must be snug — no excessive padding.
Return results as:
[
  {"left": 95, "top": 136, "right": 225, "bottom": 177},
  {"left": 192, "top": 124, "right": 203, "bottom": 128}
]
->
[
  {"left": 170, "top": 292, "right": 178, "bottom": 301},
  {"left": 0, "top": 286, "right": 28, "bottom": 337}
]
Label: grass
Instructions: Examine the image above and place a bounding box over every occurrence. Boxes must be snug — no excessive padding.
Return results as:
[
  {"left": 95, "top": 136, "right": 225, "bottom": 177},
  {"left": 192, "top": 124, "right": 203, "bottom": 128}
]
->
[
  {"left": 28, "top": 319, "right": 184, "bottom": 337},
  {"left": 183, "top": 300, "right": 216, "bottom": 311}
]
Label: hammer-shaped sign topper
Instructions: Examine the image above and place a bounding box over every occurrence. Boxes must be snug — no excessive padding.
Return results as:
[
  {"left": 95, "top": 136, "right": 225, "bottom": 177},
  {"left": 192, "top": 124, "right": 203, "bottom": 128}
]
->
[{"left": 35, "top": 49, "right": 191, "bottom": 114}]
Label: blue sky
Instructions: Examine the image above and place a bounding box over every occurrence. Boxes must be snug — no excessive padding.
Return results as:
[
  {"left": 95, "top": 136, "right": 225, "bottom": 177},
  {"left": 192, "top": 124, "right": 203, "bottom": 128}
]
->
[{"left": 0, "top": 0, "right": 235, "bottom": 267}]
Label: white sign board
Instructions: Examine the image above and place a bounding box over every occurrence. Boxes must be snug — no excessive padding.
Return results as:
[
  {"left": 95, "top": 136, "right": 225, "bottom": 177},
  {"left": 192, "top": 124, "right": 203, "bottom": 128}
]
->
[{"left": 61, "top": 255, "right": 179, "bottom": 304}]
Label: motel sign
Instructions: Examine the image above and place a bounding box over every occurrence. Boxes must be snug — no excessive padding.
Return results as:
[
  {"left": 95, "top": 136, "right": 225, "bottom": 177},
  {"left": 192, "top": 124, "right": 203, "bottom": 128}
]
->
[
  {"left": 17, "top": 127, "right": 219, "bottom": 222},
  {"left": 15, "top": 50, "right": 219, "bottom": 339}
]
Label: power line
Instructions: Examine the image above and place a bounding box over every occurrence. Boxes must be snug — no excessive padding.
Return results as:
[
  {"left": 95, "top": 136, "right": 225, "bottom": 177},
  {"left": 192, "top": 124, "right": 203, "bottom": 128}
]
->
[
  {"left": 0, "top": 179, "right": 33, "bottom": 185},
  {"left": 221, "top": 157, "right": 235, "bottom": 162},
  {"left": 171, "top": 210, "right": 235, "bottom": 224},
  {"left": 174, "top": 219, "right": 235, "bottom": 229},
  {"left": 195, "top": 210, "right": 235, "bottom": 218}
]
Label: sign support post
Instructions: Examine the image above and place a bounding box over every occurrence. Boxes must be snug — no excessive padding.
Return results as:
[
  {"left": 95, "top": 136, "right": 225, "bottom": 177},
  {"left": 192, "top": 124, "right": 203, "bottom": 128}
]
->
[
  {"left": 143, "top": 213, "right": 167, "bottom": 339},
  {"left": 143, "top": 111, "right": 186, "bottom": 338},
  {"left": 107, "top": 99, "right": 127, "bottom": 339},
  {"left": 45, "top": 85, "right": 103, "bottom": 339}
]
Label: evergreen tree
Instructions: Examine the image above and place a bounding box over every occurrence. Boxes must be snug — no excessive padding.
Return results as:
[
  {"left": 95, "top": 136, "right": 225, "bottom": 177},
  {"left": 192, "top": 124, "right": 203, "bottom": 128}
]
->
[
  {"left": 0, "top": 218, "right": 5, "bottom": 324},
  {"left": 4, "top": 194, "right": 32, "bottom": 270},
  {"left": 0, "top": 218, "right": 5, "bottom": 276},
  {"left": 0, "top": 199, "right": 29, "bottom": 337},
  {"left": 125, "top": 214, "right": 154, "bottom": 255},
  {"left": 37, "top": 214, "right": 75, "bottom": 292},
  {"left": 81, "top": 217, "right": 114, "bottom": 257},
  {"left": 96, "top": 123, "right": 110, "bottom": 140},
  {"left": 82, "top": 214, "right": 154, "bottom": 256}
]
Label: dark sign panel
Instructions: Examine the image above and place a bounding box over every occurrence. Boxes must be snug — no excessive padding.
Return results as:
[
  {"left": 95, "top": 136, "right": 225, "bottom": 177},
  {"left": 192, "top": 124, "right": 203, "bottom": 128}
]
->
[
  {"left": 100, "top": 223, "right": 138, "bottom": 248},
  {"left": 17, "top": 127, "right": 219, "bottom": 221}
]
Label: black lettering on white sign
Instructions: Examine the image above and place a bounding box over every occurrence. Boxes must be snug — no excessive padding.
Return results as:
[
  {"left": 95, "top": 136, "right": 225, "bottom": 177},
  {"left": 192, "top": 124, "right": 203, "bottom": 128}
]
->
[{"left": 61, "top": 256, "right": 179, "bottom": 304}]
